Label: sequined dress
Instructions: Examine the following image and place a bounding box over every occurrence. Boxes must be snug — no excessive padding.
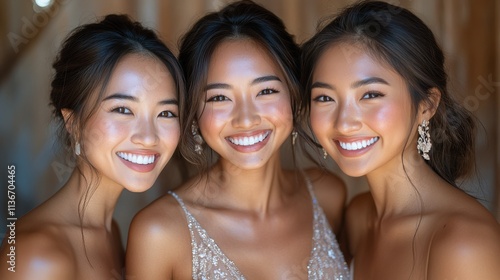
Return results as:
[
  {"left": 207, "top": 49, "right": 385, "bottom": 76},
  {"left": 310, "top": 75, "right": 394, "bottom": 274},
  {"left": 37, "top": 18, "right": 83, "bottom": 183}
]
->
[{"left": 169, "top": 182, "right": 349, "bottom": 280}]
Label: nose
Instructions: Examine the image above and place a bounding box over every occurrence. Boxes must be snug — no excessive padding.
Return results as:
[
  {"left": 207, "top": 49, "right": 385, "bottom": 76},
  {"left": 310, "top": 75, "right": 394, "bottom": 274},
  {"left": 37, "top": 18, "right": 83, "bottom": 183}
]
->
[
  {"left": 231, "top": 98, "right": 261, "bottom": 129},
  {"left": 131, "top": 117, "right": 159, "bottom": 146},
  {"left": 334, "top": 101, "right": 362, "bottom": 134}
]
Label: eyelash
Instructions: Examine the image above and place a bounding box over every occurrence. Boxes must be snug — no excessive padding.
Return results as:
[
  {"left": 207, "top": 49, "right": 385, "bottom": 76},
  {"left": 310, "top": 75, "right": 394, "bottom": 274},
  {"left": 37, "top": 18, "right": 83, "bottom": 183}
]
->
[
  {"left": 313, "top": 95, "right": 334, "bottom": 102},
  {"left": 313, "top": 91, "right": 384, "bottom": 102},
  {"left": 259, "top": 88, "right": 279, "bottom": 95},
  {"left": 111, "top": 106, "right": 132, "bottom": 114},
  {"left": 158, "top": 111, "right": 177, "bottom": 118},
  {"left": 206, "top": 87, "right": 280, "bottom": 102},
  {"left": 206, "top": 95, "right": 229, "bottom": 102},
  {"left": 110, "top": 107, "right": 177, "bottom": 118},
  {"left": 362, "top": 91, "right": 384, "bottom": 99}
]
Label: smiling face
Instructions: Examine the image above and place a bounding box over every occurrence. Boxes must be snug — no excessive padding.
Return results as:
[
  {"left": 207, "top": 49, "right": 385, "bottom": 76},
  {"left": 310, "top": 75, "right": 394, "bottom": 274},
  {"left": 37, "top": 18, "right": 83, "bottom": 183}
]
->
[
  {"left": 197, "top": 39, "right": 293, "bottom": 169},
  {"left": 78, "top": 53, "right": 180, "bottom": 192},
  {"left": 310, "top": 43, "right": 418, "bottom": 177}
]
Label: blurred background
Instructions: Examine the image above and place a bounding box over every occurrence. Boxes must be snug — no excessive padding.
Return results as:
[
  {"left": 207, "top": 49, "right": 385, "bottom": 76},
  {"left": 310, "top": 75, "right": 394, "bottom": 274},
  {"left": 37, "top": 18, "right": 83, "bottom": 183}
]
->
[{"left": 1, "top": 0, "right": 499, "bottom": 245}]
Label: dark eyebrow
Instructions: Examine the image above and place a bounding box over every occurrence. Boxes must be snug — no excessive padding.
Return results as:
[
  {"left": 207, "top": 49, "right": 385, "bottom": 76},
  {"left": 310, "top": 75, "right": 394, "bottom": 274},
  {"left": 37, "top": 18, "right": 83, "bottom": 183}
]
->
[
  {"left": 204, "top": 83, "right": 231, "bottom": 91},
  {"left": 103, "top": 93, "right": 138, "bottom": 102},
  {"left": 351, "top": 77, "right": 389, "bottom": 88},
  {"left": 251, "top": 75, "right": 281, "bottom": 85},
  {"left": 204, "top": 75, "right": 282, "bottom": 91},
  {"left": 311, "top": 77, "right": 389, "bottom": 91},
  {"left": 159, "top": 99, "right": 178, "bottom": 106},
  {"left": 103, "top": 93, "right": 178, "bottom": 106},
  {"left": 311, "top": 81, "right": 335, "bottom": 90}
]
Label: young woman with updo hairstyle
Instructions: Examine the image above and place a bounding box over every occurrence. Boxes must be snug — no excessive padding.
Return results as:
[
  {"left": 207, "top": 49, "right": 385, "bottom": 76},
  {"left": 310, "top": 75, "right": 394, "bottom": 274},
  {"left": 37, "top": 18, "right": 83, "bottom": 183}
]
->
[
  {"left": 301, "top": 1, "right": 500, "bottom": 279},
  {"left": 0, "top": 14, "right": 184, "bottom": 279}
]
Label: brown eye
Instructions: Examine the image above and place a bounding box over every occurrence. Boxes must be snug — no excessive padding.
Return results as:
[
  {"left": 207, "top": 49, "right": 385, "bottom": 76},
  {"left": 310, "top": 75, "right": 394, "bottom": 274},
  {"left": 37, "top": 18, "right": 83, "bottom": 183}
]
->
[
  {"left": 313, "top": 95, "right": 334, "bottom": 102},
  {"left": 258, "top": 88, "right": 278, "bottom": 95},
  {"left": 362, "top": 91, "right": 384, "bottom": 99},
  {"left": 112, "top": 107, "right": 132, "bottom": 114},
  {"left": 207, "top": 95, "right": 229, "bottom": 102},
  {"left": 159, "top": 111, "right": 176, "bottom": 118}
]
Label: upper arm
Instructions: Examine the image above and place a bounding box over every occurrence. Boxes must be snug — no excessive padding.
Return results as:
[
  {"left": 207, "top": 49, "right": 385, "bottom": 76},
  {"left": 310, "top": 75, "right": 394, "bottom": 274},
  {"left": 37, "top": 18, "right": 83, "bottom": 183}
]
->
[
  {"left": 0, "top": 231, "right": 74, "bottom": 280},
  {"left": 125, "top": 197, "right": 191, "bottom": 280},
  {"left": 427, "top": 219, "right": 500, "bottom": 280},
  {"left": 305, "top": 168, "right": 347, "bottom": 234}
]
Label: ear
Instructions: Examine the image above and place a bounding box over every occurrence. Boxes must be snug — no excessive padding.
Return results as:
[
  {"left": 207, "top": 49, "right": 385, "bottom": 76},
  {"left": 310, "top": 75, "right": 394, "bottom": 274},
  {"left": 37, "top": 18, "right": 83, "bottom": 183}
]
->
[
  {"left": 418, "top": 87, "right": 441, "bottom": 122},
  {"left": 61, "top": 109, "right": 77, "bottom": 136}
]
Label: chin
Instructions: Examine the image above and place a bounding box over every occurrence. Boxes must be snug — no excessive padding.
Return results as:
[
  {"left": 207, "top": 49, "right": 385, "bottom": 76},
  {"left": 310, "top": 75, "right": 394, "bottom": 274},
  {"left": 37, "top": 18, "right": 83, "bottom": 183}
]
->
[
  {"left": 124, "top": 183, "right": 155, "bottom": 193},
  {"left": 337, "top": 164, "right": 369, "bottom": 178},
  {"left": 343, "top": 171, "right": 367, "bottom": 178}
]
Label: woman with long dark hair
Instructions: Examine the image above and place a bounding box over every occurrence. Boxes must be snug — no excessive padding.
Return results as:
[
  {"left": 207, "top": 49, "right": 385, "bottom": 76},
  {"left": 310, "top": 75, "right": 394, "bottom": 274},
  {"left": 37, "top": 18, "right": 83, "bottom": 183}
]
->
[{"left": 126, "top": 1, "right": 348, "bottom": 279}]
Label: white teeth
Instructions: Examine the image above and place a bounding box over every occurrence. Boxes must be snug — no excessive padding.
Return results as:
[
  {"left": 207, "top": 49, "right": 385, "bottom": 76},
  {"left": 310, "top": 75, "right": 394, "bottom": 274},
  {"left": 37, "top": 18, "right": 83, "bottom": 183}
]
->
[
  {"left": 117, "top": 152, "right": 155, "bottom": 165},
  {"left": 339, "top": 137, "right": 379, "bottom": 151},
  {"left": 227, "top": 131, "right": 270, "bottom": 146}
]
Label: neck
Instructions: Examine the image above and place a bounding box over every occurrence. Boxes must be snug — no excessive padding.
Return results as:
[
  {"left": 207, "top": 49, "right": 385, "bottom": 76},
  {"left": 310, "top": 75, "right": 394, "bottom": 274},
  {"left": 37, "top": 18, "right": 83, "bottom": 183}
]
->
[
  {"left": 207, "top": 152, "right": 292, "bottom": 215},
  {"left": 62, "top": 164, "right": 123, "bottom": 230},
  {"left": 365, "top": 150, "right": 436, "bottom": 220}
]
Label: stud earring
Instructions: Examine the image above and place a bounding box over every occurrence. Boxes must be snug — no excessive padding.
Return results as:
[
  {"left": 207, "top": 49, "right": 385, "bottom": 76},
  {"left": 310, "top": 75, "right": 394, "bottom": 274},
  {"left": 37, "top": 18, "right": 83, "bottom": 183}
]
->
[
  {"left": 75, "top": 142, "right": 81, "bottom": 156},
  {"left": 191, "top": 122, "right": 204, "bottom": 155},
  {"left": 291, "top": 130, "right": 298, "bottom": 146},
  {"left": 322, "top": 148, "right": 328, "bottom": 159},
  {"left": 417, "top": 119, "right": 432, "bottom": 160}
]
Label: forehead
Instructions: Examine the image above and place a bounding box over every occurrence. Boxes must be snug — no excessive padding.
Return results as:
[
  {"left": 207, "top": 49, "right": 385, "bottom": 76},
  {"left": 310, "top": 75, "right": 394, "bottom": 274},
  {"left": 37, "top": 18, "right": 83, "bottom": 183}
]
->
[
  {"left": 314, "top": 42, "right": 401, "bottom": 82},
  {"left": 107, "top": 54, "right": 173, "bottom": 91},
  {"left": 208, "top": 38, "right": 284, "bottom": 79}
]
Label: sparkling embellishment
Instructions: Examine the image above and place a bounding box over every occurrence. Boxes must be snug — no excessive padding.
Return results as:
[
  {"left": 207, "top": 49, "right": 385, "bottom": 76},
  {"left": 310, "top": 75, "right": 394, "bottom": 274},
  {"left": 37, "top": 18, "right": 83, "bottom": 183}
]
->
[
  {"left": 170, "top": 191, "right": 244, "bottom": 279},
  {"left": 417, "top": 119, "right": 432, "bottom": 160},
  {"left": 305, "top": 179, "right": 350, "bottom": 279},
  {"left": 169, "top": 180, "right": 350, "bottom": 280}
]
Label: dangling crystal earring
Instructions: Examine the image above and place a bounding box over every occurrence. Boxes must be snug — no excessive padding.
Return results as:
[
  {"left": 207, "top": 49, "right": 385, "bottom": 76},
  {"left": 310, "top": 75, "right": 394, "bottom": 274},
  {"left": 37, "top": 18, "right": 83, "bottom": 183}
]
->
[
  {"left": 291, "top": 130, "right": 298, "bottom": 146},
  {"left": 417, "top": 119, "right": 432, "bottom": 160},
  {"left": 322, "top": 148, "right": 328, "bottom": 159},
  {"left": 75, "top": 142, "right": 81, "bottom": 156},
  {"left": 191, "top": 122, "right": 204, "bottom": 155}
]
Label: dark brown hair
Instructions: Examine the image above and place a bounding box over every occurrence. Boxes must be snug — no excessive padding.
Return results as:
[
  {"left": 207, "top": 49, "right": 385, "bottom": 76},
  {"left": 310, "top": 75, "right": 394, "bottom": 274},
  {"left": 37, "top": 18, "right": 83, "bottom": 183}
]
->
[
  {"left": 49, "top": 14, "right": 185, "bottom": 264},
  {"left": 178, "top": 0, "right": 301, "bottom": 170},
  {"left": 301, "top": 1, "right": 476, "bottom": 186}
]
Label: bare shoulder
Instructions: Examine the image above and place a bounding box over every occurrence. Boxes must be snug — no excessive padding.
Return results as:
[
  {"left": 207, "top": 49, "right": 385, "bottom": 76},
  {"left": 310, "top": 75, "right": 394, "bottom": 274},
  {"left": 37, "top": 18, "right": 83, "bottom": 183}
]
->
[
  {"left": 304, "top": 168, "right": 346, "bottom": 204},
  {"left": 346, "top": 191, "right": 375, "bottom": 220},
  {"left": 126, "top": 190, "right": 192, "bottom": 279},
  {"left": 344, "top": 191, "right": 375, "bottom": 255},
  {"left": 0, "top": 225, "right": 74, "bottom": 279},
  {"left": 427, "top": 211, "right": 500, "bottom": 279},
  {"left": 304, "top": 168, "right": 347, "bottom": 233},
  {"left": 128, "top": 193, "right": 188, "bottom": 240}
]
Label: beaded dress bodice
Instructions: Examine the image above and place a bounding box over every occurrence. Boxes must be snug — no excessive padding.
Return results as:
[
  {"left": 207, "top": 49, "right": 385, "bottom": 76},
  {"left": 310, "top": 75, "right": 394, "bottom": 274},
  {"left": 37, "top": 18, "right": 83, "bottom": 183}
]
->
[{"left": 169, "top": 182, "right": 349, "bottom": 280}]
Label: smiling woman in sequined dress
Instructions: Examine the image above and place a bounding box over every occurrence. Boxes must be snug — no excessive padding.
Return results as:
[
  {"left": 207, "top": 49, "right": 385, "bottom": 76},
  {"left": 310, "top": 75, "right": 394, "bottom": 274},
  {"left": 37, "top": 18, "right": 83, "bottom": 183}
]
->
[{"left": 126, "top": 1, "right": 349, "bottom": 279}]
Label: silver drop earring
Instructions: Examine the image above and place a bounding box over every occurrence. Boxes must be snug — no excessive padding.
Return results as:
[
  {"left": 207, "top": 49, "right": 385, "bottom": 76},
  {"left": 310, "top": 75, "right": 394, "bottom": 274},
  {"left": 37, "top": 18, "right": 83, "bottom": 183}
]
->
[
  {"left": 322, "top": 148, "right": 328, "bottom": 159},
  {"left": 417, "top": 119, "right": 432, "bottom": 160},
  {"left": 75, "top": 142, "right": 81, "bottom": 156},
  {"left": 192, "top": 122, "right": 204, "bottom": 155},
  {"left": 291, "top": 130, "right": 298, "bottom": 146}
]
